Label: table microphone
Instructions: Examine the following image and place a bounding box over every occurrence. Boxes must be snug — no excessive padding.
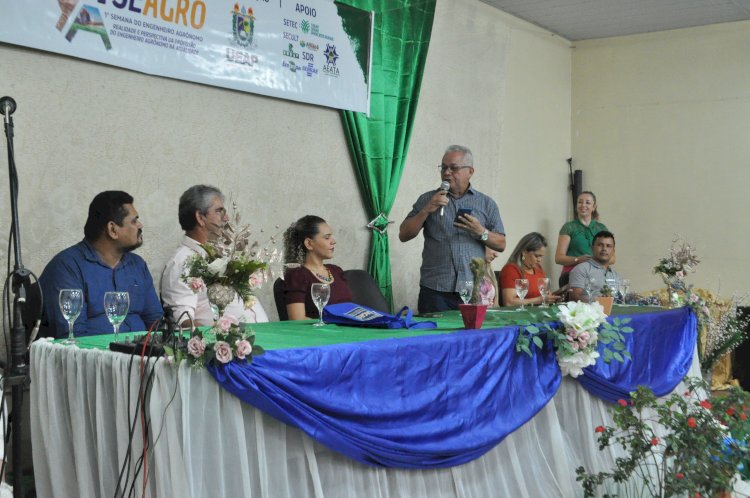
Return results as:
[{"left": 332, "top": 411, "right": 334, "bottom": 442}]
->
[{"left": 439, "top": 181, "right": 449, "bottom": 216}]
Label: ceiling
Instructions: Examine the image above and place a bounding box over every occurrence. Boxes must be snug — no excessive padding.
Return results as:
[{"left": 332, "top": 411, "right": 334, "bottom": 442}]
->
[{"left": 479, "top": 0, "right": 750, "bottom": 41}]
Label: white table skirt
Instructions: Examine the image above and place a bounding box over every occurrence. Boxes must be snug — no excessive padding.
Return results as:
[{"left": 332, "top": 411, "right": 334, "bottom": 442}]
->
[{"left": 30, "top": 340, "right": 700, "bottom": 498}]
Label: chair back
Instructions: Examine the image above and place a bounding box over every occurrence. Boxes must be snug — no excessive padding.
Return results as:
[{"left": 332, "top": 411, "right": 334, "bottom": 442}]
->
[
  {"left": 343, "top": 269, "right": 390, "bottom": 313},
  {"left": 273, "top": 278, "right": 289, "bottom": 321}
]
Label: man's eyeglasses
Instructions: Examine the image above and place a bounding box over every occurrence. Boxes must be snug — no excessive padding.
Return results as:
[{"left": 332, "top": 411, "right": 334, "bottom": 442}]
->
[{"left": 438, "top": 164, "right": 472, "bottom": 173}]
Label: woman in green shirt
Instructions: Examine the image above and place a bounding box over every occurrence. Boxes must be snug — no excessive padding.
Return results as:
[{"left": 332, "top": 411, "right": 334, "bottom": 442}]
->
[{"left": 555, "top": 191, "right": 612, "bottom": 286}]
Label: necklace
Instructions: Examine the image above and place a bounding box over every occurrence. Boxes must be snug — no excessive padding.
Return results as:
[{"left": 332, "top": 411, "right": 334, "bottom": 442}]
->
[{"left": 307, "top": 265, "right": 333, "bottom": 283}]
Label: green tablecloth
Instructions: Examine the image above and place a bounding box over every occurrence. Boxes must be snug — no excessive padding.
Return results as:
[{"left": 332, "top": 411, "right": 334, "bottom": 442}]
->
[{"left": 66, "top": 305, "right": 665, "bottom": 352}]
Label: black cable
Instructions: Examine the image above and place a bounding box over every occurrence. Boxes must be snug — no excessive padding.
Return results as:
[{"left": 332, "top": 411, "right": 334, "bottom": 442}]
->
[
  {"left": 144, "top": 360, "right": 180, "bottom": 488},
  {"left": 127, "top": 350, "right": 158, "bottom": 498},
  {"left": 113, "top": 350, "right": 138, "bottom": 498}
]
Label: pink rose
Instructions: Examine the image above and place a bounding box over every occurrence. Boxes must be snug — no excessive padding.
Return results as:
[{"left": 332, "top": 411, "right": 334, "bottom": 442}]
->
[
  {"left": 214, "top": 341, "right": 233, "bottom": 363},
  {"left": 187, "top": 336, "right": 206, "bottom": 358},
  {"left": 217, "top": 314, "right": 239, "bottom": 332},
  {"left": 579, "top": 331, "right": 590, "bottom": 342},
  {"left": 571, "top": 342, "right": 580, "bottom": 350},
  {"left": 235, "top": 339, "right": 252, "bottom": 360},
  {"left": 676, "top": 270, "right": 685, "bottom": 279},
  {"left": 248, "top": 270, "right": 264, "bottom": 290},
  {"left": 188, "top": 277, "right": 206, "bottom": 293}
]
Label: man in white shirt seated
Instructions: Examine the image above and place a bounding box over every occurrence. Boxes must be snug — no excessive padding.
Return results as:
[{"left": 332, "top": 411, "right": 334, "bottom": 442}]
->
[
  {"left": 160, "top": 185, "right": 268, "bottom": 326},
  {"left": 568, "top": 230, "right": 621, "bottom": 302}
]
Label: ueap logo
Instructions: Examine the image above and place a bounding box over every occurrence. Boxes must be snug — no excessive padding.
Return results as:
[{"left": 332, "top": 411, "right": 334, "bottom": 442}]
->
[
  {"left": 59, "top": 4, "right": 112, "bottom": 50},
  {"left": 232, "top": 4, "right": 255, "bottom": 48}
]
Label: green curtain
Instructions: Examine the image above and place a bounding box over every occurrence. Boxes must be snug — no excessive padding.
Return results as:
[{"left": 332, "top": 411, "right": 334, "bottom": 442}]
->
[{"left": 339, "top": 0, "right": 436, "bottom": 310}]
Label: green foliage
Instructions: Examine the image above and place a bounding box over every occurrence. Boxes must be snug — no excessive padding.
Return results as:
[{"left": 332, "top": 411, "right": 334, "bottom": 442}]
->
[{"left": 577, "top": 377, "right": 750, "bottom": 497}]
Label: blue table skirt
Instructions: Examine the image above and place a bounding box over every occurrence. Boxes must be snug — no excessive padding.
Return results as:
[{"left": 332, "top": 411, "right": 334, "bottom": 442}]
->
[{"left": 208, "top": 307, "right": 696, "bottom": 469}]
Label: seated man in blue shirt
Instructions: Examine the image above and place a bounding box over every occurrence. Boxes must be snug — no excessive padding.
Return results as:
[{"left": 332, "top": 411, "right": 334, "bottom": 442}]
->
[{"left": 39, "top": 191, "right": 163, "bottom": 338}]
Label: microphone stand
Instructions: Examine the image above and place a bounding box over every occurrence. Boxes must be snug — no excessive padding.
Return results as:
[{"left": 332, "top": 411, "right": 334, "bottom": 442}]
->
[{"left": 2, "top": 97, "right": 31, "bottom": 498}]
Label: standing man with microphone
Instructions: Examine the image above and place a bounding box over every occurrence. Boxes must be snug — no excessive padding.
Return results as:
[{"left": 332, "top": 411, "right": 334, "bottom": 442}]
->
[{"left": 399, "top": 145, "right": 506, "bottom": 313}]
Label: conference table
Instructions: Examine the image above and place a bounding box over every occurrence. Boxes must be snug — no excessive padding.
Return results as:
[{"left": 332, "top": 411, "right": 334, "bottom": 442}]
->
[{"left": 30, "top": 305, "right": 698, "bottom": 498}]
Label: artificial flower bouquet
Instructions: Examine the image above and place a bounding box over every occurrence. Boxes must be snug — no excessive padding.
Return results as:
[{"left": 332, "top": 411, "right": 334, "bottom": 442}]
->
[{"left": 516, "top": 301, "right": 633, "bottom": 378}]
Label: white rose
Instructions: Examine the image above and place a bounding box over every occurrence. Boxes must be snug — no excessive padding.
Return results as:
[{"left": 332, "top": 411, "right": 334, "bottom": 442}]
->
[{"left": 206, "top": 257, "right": 229, "bottom": 276}]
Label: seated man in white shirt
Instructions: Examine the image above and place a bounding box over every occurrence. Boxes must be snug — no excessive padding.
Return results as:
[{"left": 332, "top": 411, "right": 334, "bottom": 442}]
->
[
  {"left": 568, "top": 230, "right": 621, "bottom": 302},
  {"left": 160, "top": 185, "right": 268, "bottom": 326}
]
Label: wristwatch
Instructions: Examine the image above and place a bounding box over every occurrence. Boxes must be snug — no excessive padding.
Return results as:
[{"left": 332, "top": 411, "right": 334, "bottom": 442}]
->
[{"left": 479, "top": 229, "right": 489, "bottom": 241}]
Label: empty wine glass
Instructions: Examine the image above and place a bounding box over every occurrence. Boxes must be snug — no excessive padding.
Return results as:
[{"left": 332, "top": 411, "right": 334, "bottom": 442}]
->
[
  {"left": 104, "top": 291, "right": 130, "bottom": 342},
  {"left": 310, "top": 283, "right": 330, "bottom": 327},
  {"left": 583, "top": 277, "right": 595, "bottom": 303},
  {"left": 59, "top": 288, "right": 83, "bottom": 345},
  {"left": 619, "top": 278, "right": 631, "bottom": 304},
  {"left": 537, "top": 278, "right": 550, "bottom": 308},
  {"left": 458, "top": 280, "right": 473, "bottom": 304},
  {"left": 514, "top": 278, "right": 529, "bottom": 310}
]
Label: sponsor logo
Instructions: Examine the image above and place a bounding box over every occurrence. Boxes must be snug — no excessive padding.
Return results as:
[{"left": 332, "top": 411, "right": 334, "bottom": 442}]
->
[
  {"left": 283, "top": 31, "right": 299, "bottom": 41},
  {"left": 310, "top": 22, "right": 333, "bottom": 41},
  {"left": 300, "top": 19, "right": 310, "bottom": 34},
  {"left": 323, "top": 44, "right": 339, "bottom": 65},
  {"left": 284, "top": 18, "right": 298, "bottom": 29},
  {"left": 303, "top": 62, "right": 318, "bottom": 77},
  {"left": 283, "top": 43, "right": 299, "bottom": 59},
  {"left": 299, "top": 40, "right": 319, "bottom": 51},
  {"left": 231, "top": 5, "right": 255, "bottom": 48},
  {"left": 282, "top": 60, "right": 299, "bottom": 73},
  {"left": 226, "top": 47, "right": 259, "bottom": 67},
  {"left": 63, "top": 5, "right": 112, "bottom": 50}
]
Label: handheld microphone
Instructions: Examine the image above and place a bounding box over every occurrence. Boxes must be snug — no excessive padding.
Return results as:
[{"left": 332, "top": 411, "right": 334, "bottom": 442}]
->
[{"left": 439, "top": 181, "right": 450, "bottom": 216}]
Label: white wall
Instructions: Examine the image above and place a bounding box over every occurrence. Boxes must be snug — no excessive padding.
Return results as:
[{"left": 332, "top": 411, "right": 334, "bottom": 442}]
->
[
  {"left": 0, "top": 0, "right": 572, "bottom": 324},
  {"left": 572, "top": 20, "right": 750, "bottom": 297}
]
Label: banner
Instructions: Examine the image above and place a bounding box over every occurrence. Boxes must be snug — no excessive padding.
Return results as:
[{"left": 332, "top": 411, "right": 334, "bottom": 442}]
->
[{"left": 0, "top": 0, "right": 372, "bottom": 114}]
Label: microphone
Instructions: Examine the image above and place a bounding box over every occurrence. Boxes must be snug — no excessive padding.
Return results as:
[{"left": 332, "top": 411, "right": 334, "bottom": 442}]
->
[
  {"left": 0, "top": 96, "right": 16, "bottom": 117},
  {"left": 439, "top": 181, "right": 449, "bottom": 216}
]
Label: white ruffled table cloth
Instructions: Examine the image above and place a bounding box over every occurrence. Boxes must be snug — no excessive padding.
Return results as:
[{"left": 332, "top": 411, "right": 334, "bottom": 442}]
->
[{"left": 30, "top": 340, "right": 700, "bottom": 498}]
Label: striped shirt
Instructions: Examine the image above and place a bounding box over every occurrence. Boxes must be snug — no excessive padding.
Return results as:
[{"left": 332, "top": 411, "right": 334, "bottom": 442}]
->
[{"left": 407, "top": 185, "right": 504, "bottom": 293}]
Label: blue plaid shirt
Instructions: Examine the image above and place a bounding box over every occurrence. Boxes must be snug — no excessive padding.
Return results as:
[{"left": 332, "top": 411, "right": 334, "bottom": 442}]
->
[{"left": 407, "top": 185, "right": 504, "bottom": 293}]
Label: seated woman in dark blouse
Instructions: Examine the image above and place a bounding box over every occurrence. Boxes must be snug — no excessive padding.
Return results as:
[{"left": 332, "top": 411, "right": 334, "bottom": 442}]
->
[{"left": 282, "top": 215, "right": 353, "bottom": 320}]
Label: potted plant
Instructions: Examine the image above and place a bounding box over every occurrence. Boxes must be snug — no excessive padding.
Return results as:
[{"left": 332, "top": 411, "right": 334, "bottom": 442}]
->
[
  {"left": 458, "top": 257, "right": 489, "bottom": 329},
  {"left": 596, "top": 284, "right": 614, "bottom": 315},
  {"left": 577, "top": 377, "right": 750, "bottom": 498}
]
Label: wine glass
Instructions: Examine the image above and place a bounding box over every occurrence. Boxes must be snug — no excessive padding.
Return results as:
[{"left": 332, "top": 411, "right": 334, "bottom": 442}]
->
[
  {"left": 619, "top": 278, "right": 631, "bottom": 304},
  {"left": 605, "top": 277, "right": 619, "bottom": 302},
  {"left": 59, "top": 289, "right": 83, "bottom": 345},
  {"left": 537, "top": 278, "right": 550, "bottom": 308},
  {"left": 458, "top": 280, "right": 473, "bottom": 304},
  {"left": 310, "top": 283, "right": 330, "bottom": 327},
  {"left": 584, "top": 278, "right": 595, "bottom": 302},
  {"left": 104, "top": 291, "right": 130, "bottom": 342},
  {"left": 514, "top": 278, "right": 529, "bottom": 310}
]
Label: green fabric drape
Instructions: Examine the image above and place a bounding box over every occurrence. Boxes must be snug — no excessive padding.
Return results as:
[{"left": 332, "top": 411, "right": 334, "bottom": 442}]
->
[{"left": 339, "top": 0, "right": 436, "bottom": 310}]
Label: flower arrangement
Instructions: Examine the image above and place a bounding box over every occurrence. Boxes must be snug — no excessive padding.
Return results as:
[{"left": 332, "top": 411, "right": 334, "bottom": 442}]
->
[
  {"left": 516, "top": 301, "right": 633, "bottom": 378},
  {"left": 165, "top": 317, "right": 264, "bottom": 369},
  {"left": 576, "top": 377, "right": 750, "bottom": 498},
  {"left": 171, "top": 204, "right": 280, "bottom": 368},
  {"left": 654, "top": 237, "right": 701, "bottom": 301},
  {"left": 699, "top": 293, "right": 748, "bottom": 375},
  {"left": 653, "top": 238, "right": 748, "bottom": 374},
  {"left": 182, "top": 207, "right": 270, "bottom": 313},
  {"left": 654, "top": 237, "right": 700, "bottom": 280}
]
